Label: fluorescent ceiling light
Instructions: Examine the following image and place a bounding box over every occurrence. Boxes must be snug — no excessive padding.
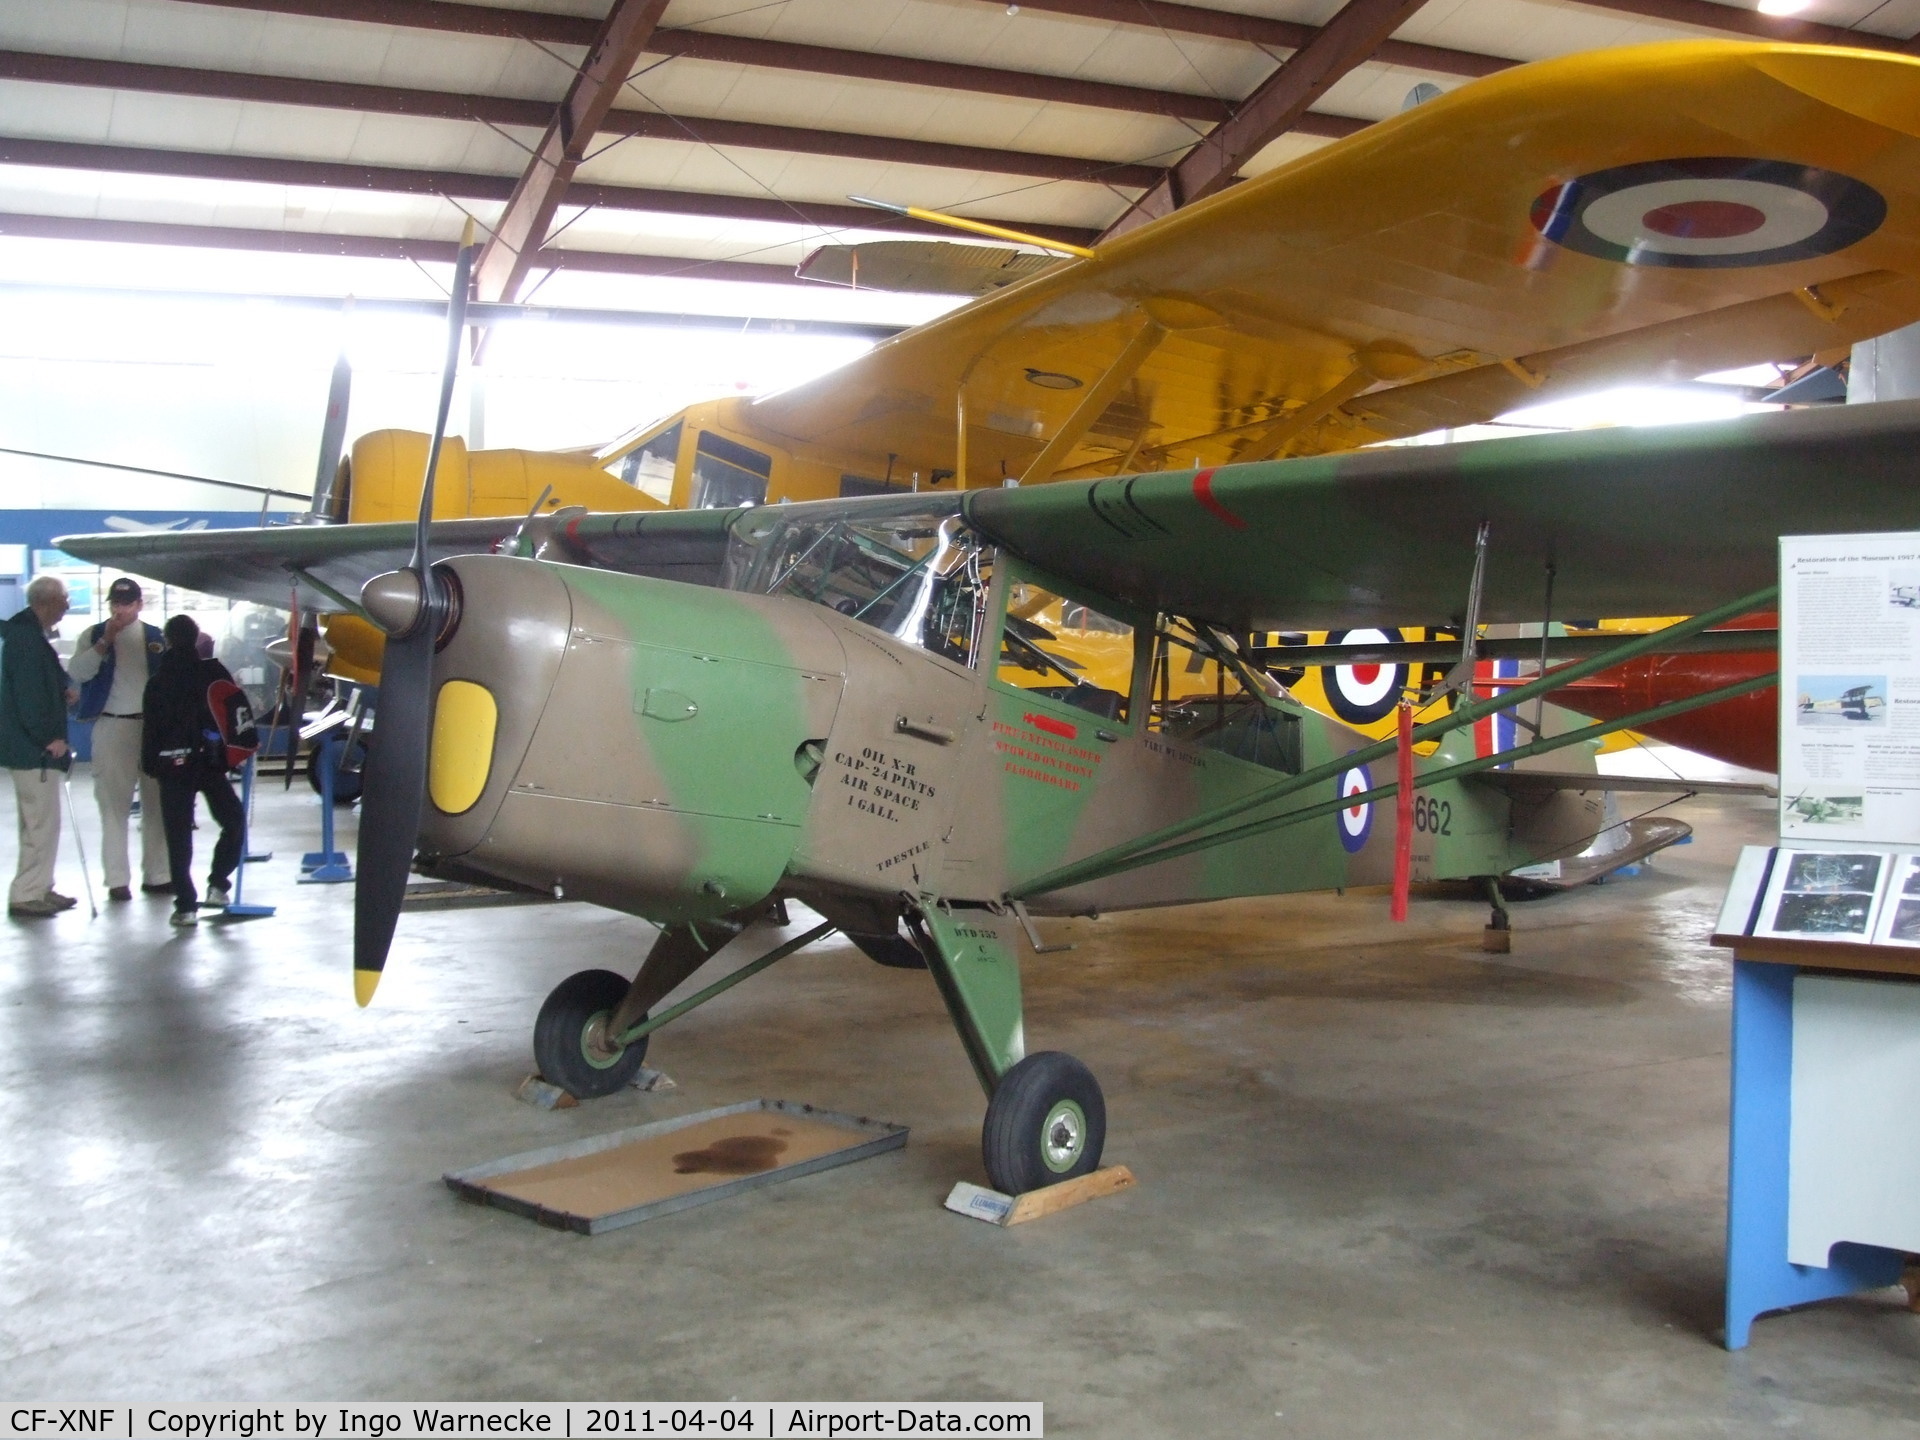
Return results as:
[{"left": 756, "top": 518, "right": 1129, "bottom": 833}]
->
[{"left": 1757, "top": 0, "right": 1812, "bottom": 14}]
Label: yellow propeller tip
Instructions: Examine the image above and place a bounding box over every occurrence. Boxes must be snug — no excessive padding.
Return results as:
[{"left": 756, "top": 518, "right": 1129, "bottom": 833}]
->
[{"left": 353, "top": 969, "right": 383, "bottom": 1008}]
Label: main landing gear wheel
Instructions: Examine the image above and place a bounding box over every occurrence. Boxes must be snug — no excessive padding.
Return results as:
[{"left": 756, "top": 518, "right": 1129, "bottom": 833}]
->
[
  {"left": 533, "top": 969, "right": 650, "bottom": 1098},
  {"left": 981, "top": 1051, "right": 1106, "bottom": 1195}
]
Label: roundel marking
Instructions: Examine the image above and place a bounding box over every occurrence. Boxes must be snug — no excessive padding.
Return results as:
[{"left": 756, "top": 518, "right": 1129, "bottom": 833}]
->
[
  {"left": 1338, "top": 764, "right": 1373, "bottom": 854},
  {"left": 1322, "top": 628, "right": 1406, "bottom": 726},
  {"left": 1529, "top": 158, "right": 1885, "bottom": 269}
]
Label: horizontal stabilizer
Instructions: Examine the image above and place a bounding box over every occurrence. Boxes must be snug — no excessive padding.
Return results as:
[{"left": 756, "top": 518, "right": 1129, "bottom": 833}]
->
[{"left": 1504, "top": 817, "right": 1694, "bottom": 891}]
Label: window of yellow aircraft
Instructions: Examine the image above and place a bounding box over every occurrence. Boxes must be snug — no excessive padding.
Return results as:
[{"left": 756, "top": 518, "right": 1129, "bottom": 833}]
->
[
  {"left": 611, "top": 420, "right": 682, "bottom": 504},
  {"left": 691, "top": 430, "right": 772, "bottom": 509}
]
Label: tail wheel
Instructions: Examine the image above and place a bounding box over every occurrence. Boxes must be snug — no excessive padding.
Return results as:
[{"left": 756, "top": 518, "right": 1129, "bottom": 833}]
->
[
  {"left": 533, "top": 969, "right": 650, "bottom": 1098},
  {"left": 982, "top": 1051, "right": 1105, "bottom": 1195}
]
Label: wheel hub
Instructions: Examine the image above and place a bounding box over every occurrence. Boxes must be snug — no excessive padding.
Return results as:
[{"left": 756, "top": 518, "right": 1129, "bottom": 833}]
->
[
  {"left": 580, "top": 1011, "right": 624, "bottom": 1068},
  {"left": 1042, "top": 1100, "right": 1085, "bottom": 1172}
]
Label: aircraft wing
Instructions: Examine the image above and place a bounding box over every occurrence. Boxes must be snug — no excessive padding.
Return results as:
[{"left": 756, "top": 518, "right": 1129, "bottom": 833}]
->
[
  {"left": 746, "top": 41, "right": 1920, "bottom": 480},
  {"left": 962, "top": 398, "right": 1920, "bottom": 631},
  {"left": 55, "top": 509, "right": 735, "bottom": 613}
]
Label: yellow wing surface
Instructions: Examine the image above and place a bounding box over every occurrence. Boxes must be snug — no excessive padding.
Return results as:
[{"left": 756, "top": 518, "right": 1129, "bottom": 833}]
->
[{"left": 730, "top": 41, "right": 1920, "bottom": 488}]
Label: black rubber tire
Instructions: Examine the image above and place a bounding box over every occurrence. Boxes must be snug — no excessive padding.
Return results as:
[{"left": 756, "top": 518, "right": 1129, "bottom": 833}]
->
[
  {"left": 981, "top": 1051, "right": 1106, "bottom": 1195},
  {"left": 307, "top": 737, "right": 368, "bottom": 805},
  {"left": 533, "top": 969, "right": 651, "bottom": 1098}
]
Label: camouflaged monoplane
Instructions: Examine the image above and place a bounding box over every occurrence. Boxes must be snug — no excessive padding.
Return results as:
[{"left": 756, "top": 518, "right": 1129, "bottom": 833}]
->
[
  {"left": 54, "top": 37, "right": 1920, "bottom": 1192},
  {"left": 65, "top": 322, "right": 1920, "bottom": 1195}
]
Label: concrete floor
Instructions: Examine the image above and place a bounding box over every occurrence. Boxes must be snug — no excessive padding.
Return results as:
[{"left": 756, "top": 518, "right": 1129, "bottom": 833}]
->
[{"left": 2, "top": 773, "right": 1916, "bottom": 1435}]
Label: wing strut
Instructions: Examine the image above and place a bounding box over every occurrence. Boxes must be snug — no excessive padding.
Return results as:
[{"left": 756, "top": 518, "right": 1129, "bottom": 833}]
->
[
  {"left": 1090, "top": 668, "right": 1774, "bottom": 879},
  {"left": 1010, "top": 584, "right": 1777, "bottom": 900},
  {"left": 1431, "top": 518, "right": 1491, "bottom": 701}
]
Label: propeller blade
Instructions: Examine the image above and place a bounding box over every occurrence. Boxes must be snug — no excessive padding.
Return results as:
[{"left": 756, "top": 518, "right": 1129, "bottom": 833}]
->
[
  {"left": 351, "top": 616, "right": 434, "bottom": 1005},
  {"left": 352, "top": 221, "right": 478, "bottom": 1007},
  {"left": 310, "top": 340, "right": 353, "bottom": 519}
]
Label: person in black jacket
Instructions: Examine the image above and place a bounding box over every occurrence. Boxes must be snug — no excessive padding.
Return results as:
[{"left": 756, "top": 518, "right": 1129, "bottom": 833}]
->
[
  {"left": 142, "top": 615, "right": 244, "bottom": 927},
  {"left": 3, "top": 575, "right": 78, "bottom": 917}
]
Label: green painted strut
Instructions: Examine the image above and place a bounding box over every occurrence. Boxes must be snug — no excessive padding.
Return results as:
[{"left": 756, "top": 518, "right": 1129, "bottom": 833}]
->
[
  {"left": 1013, "top": 583, "right": 1779, "bottom": 899},
  {"left": 286, "top": 564, "right": 371, "bottom": 621},
  {"left": 614, "top": 920, "right": 836, "bottom": 1048},
  {"left": 1073, "top": 670, "right": 1776, "bottom": 879}
]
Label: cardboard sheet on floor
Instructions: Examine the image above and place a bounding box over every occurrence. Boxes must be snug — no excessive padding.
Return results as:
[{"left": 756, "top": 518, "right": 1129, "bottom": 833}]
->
[{"left": 445, "top": 1100, "right": 907, "bottom": 1233}]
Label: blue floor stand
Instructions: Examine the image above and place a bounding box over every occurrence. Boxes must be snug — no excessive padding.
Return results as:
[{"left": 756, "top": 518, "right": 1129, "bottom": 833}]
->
[
  {"left": 299, "top": 733, "right": 353, "bottom": 884},
  {"left": 1723, "top": 959, "right": 1904, "bottom": 1348},
  {"left": 218, "top": 757, "right": 275, "bottom": 920}
]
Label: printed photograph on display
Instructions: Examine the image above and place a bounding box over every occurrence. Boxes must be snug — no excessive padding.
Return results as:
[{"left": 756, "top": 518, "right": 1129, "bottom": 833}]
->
[
  {"left": 1872, "top": 854, "right": 1920, "bottom": 946},
  {"left": 1756, "top": 848, "right": 1888, "bottom": 940},
  {"left": 1780, "top": 534, "right": 1920, "bottom": 846},
  {"left": 1794, "top": 675, "right": 1888, "bottom": 727},
  {"left": 1784, "top": 792, "right": 1866, "bottom": 826}
]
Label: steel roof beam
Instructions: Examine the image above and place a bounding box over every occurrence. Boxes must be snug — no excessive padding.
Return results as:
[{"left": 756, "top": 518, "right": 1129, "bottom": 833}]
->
[
  {"left": 0, "top": 209, "right": 816, "bottom": 285},
  {"left": 968, "top": 0, "right": 1512, "bottom": 78},
  {"left": 1103, "top": 0, "right": 1433, "bottom": 239},
  {"left": 978, "top": 0, "right": 1916, "bottom": 63},
  {"left": 641, "top": 28, "right": 1227, "bottom": 122},
  {"left": 475, "top": 0, "right": 670, "bottom": 302},
  {"left": 181, "top": 0, "right": 602, "bottom": 46},
  {"left": 0, "top": 52, "right": 1160, "bottom": 189},
  {"left": 595, "top": 113, "right": 1166, "bottom": 189},
  {"left": 158, "top": 0, "right": 1330, "bottom": 124},
  {"left": 1565, "top": 0, "right": 1915, "bottom": 52},
  {"left": 0, "top": 135, "right": 1102, "bottom": 247},
  {"left": 168, "top": 0, "right": 1920, "bottom": 112},
  {"left": 0, "top": 49, "right": 552, "bottom": 125}
]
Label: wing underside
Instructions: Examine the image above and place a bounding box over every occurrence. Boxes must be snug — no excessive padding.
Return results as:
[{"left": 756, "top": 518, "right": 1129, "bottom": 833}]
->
[
  {"left": 963, "top": 398, "right": 1920, "bottom": 630},
  {"left": 743, "top": 43, "right": 1920, "bottom": 484}
]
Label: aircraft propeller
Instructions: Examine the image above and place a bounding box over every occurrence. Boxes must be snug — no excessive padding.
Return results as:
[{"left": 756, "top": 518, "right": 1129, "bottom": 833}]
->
[{"left": 350, "top": 222, "right": 479, "bottom": 1007}]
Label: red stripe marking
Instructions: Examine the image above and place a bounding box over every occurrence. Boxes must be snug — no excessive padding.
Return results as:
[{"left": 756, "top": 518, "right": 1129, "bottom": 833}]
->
[
  {"left": 565, "top": 515, "right": 583, "bottom": 544},
  {"left": 1024, "top": 712, "right": 1077, "bottom": 739},
  {"left": 1192, "top": 468, "right": 1247, "bottom": 530}
]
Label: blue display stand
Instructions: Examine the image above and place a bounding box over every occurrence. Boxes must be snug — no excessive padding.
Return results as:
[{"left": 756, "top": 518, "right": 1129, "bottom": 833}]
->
[
  {"left": 1722, "top": 957, "right": 1906, "bottom": 1348},
  {"left": 219, "top": 757, "right": 275, "bottom": 920},
  {"left": 299, "top": 732, "right": 353, "bottom": 884}
]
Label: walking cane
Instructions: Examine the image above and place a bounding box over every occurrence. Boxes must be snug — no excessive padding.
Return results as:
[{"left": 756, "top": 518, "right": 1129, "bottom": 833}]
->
[{"left": 59, "top": 764, "right": 98, "bottom": 919}]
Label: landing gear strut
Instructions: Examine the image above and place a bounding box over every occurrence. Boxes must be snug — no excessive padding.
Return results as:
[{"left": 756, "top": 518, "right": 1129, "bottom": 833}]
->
[{"left": 912, "top": 904, "right": 1109, "bottom": 1194}]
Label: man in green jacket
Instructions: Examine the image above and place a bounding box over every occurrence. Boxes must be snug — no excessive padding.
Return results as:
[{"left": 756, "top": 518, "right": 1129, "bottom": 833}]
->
[{"left": 2, "top": 575, "right": 78, "bottom": 917}]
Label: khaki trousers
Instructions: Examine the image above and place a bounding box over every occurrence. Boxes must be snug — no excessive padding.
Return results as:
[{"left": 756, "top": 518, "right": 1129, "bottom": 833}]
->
[
  {"left": 9, "top": 767, "right": 61, "bottom": 905},
  {"left": 89, "top": 715, "right": 166, "bottom": 888}
]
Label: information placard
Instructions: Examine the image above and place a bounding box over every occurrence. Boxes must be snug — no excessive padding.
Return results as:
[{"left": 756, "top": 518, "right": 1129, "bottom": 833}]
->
[{"left": 1779, "top": 531, "right": 1920, "bottom": 844}]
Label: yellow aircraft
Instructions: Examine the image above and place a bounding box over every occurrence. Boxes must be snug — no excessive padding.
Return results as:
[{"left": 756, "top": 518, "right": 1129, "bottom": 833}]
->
[{"left": 284, "top": 41, "right": 1920, "bottom": 725}]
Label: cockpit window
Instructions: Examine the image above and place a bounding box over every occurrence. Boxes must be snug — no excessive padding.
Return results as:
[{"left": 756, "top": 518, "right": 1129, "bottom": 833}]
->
[
  {"left": 1149, "top": 618, "right": 1301, "bottom": 773},
  {"left": 726, "top": 505, "right": 995, "bottom": 668},
  {"left": 995, "top": 580, "right": 1134, "bottom": 723}
]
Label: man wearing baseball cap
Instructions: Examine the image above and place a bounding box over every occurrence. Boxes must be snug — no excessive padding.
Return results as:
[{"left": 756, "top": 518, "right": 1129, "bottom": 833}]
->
[{"left": 69, "top": 576, "right": 168, "bottom": 901}]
